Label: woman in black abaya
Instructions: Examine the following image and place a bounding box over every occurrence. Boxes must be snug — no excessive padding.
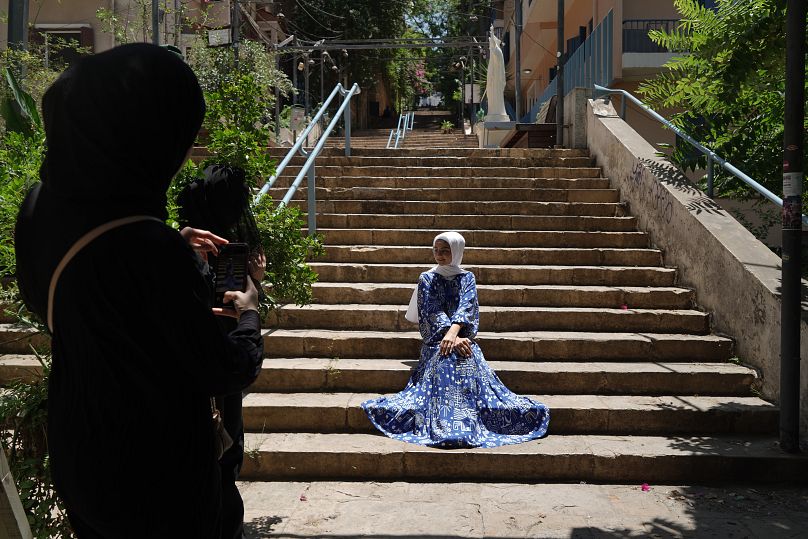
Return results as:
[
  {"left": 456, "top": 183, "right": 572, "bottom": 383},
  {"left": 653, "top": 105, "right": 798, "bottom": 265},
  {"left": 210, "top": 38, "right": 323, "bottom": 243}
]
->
[
  {"left": 178, "top": 164, "right": 266, "bottom": 539},
  {"left": 15, "top": 44, "right": 264, "bottom": 538}
]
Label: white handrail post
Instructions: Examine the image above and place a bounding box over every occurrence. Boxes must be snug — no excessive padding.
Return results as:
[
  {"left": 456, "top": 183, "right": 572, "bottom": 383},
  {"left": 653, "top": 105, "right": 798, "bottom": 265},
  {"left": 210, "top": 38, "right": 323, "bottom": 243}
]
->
[
  {"left": 307, "top": 163, "right": 317, "bottom": 235},
  {"left": 343, "top": 93, "right": 352, "bottom": 157}
]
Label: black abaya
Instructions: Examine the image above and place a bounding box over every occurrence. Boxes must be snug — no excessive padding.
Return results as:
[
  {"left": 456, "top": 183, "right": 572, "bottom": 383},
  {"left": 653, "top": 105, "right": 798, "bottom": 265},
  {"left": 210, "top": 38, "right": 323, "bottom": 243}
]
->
[
  {"left": 15, "top": 44, "right": 264, "bottom": 538},
  {"left": 178, "top": 164, "right": 262, "bottom": 539}
]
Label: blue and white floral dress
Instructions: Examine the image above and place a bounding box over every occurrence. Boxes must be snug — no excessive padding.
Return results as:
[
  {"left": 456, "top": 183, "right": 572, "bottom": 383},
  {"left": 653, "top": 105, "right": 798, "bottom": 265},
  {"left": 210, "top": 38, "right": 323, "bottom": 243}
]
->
[{"left": 361, "top": 271, "right": 550, "bottom": 448}]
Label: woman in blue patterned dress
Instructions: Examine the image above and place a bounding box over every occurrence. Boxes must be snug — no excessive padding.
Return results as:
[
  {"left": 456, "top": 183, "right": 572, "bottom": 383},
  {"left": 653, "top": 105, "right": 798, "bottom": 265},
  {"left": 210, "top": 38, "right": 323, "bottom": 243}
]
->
[{"left": 361, "top": 231, "right": 550, "bottom": 448}]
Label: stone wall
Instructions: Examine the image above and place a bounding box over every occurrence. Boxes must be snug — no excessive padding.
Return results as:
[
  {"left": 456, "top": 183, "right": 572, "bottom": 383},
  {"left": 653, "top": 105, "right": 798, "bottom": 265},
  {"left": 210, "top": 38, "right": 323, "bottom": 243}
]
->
[{"left": 586, "top": 98, "right": 808, "bottom": 439}]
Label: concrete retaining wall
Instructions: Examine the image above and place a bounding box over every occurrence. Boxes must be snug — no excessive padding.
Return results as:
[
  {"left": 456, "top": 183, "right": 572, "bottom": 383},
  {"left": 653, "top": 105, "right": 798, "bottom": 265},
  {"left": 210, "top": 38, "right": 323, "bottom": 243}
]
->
[{"left": 587, "top": 98, "right": 808, "bottom": 439}]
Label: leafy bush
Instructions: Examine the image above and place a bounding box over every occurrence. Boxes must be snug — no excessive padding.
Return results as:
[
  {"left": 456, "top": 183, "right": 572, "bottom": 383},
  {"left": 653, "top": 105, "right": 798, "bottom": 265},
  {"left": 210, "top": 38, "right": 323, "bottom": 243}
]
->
[
  {"left": 638, "top": 0, "right": 803, "bottom": 201},
  {"left": 254, "top": 198, "right": 325, "bottom": 308},
  {"left": 172, "top": 38, "right": 323, "bottom": 311},
  {"left": 0, "top": 70, "right": 72, "bottom": 538}
]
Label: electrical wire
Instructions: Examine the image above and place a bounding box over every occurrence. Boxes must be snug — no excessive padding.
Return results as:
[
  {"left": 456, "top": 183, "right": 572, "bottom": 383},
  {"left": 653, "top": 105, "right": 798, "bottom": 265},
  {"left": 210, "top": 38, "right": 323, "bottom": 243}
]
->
[
  {"left": 292, "top": 0, "right": 344, "bottom": 33},
  {"left": 292, "top": 0, "right": 346, "bottom": 19}
]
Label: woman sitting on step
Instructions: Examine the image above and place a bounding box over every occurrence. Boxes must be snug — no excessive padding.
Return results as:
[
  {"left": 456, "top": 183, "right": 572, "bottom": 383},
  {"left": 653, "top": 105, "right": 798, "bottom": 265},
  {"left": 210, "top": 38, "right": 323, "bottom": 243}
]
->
[{"left": 361, "top": 232, "right": 550, "bottom": 448}]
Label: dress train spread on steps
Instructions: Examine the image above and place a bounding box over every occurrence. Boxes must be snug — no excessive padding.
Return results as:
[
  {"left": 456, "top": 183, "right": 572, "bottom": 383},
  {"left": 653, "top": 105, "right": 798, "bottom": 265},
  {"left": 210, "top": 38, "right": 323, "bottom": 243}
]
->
[{"left": 361, "top": 271, "right": 550, "bottom": 448}]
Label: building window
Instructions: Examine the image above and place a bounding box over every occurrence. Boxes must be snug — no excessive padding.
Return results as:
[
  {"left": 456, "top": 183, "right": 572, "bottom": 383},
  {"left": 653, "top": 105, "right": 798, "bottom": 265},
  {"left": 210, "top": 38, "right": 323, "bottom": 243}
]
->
[{"left": 32, "top": 25, "right": 94, "bottom": 67}]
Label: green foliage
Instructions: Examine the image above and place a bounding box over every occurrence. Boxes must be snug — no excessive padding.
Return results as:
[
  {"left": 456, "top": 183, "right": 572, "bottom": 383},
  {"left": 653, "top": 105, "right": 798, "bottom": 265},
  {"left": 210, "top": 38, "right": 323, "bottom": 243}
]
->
[
  {"left": 2, "top": 68, "right": 43, "bottom": 137},
  {"left": 0, "top": 73, "right": 67, "bottom": 536},
  {"left": 0, "top": 350, "right": 73, "bottom": 539},
  {"left": 204, "top": 72, "right": 275, "bottom": 184},
  {"left": 0, "top": 131, "right": 44, "bottom": 277},
  {"left": 188, "top": 38, "right": 291, "bottom": 184},
  {"left": 440, "top": 119, "right": 455, "bottom": 132},
  {"left": 638, "top": 0, "right": 802, "bottom": 202},
  {"left": 278, "top": 0, "right": 409, "bottom": 87},
  {"left": 385, "top": 29, "right": 430, "bottom": 111},
  {"left": 167, "top": 37, "right": 322, "bottom": 311},
  {"left": 0, "top": 42, "right": 80, "bottom": 134},
  {"left": 97, "top": 0, "right": 189, "bottom": 46},
  {"left": 253, "top": 198, "right": 325, "bottom": 308}
]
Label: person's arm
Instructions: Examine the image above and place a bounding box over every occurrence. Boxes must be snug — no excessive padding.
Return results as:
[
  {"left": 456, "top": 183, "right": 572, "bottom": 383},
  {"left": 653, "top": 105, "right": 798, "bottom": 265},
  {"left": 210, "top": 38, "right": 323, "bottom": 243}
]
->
[
  {"left": 451, "top": 272, "right": 480, "bottom": 337},
  {"left": 416, "top": 274, "right": 452, "bottom": 342},
  {"left": 151, "top": 227, "right": 263, "bottom": 396}
]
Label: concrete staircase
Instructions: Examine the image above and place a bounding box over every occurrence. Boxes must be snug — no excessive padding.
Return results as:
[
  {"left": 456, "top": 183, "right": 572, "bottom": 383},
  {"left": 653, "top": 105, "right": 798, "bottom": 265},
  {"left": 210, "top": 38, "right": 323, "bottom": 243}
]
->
[
  {"left": 2, "top": 146, "right": 806, "bottom": 484},
  {"left": 243, "top": 145, "right": 803, "bottom": 483}
]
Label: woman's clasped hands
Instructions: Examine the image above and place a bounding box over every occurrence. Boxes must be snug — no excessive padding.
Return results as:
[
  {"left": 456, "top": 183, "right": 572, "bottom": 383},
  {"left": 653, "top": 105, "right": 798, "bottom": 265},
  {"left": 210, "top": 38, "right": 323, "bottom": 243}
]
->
[{"left": 439, "top": 323, "right": 473, "bottom": 358}]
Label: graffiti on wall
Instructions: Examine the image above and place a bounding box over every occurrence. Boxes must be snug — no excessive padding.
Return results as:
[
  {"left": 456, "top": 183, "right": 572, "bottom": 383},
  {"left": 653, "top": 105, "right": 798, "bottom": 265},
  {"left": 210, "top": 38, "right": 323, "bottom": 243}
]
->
[{"left": 625, "top": 160, "right": 674, "bottom": 224}]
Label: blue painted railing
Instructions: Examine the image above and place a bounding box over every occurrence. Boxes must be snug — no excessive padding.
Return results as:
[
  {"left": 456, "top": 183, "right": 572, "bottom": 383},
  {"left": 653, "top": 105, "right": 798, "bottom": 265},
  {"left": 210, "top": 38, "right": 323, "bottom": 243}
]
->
[
  {"left": 521, "top": 10, "right": 614, "bottom": 123},
  {"left": 387, "top": 111, "right": 414, "bottom": 149},
  {"left": 254, "top": 82, "right": 361, "bottom": 235},
  {"left": 594, "top": 84, "right": 808, "bottom": 226}
]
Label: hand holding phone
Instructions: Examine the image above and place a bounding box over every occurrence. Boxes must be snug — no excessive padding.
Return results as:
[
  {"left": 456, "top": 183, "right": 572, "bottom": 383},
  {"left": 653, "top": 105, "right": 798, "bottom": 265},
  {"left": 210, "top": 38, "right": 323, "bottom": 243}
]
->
[
  {"left": 212, "top": 277, "right": 259, "bottom": 318},
  {"left": 213, "top": 243, "right": 249, "bottom": 308}
]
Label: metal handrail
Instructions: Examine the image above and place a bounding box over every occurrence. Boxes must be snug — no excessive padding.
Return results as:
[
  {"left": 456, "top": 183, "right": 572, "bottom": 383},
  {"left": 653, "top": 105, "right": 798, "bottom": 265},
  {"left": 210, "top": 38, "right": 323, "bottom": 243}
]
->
[
  {"left": 254, "top": 82, "right": 360, "bottom": 235},
  {"left": 387, "top": 113, "right": 405, "bottom": 149},
  {"left": 386, "top": 111, "right": 415, "bottom": 149},
  {"left": 594, "top": 84, "right": 808, "bottom": 226}
]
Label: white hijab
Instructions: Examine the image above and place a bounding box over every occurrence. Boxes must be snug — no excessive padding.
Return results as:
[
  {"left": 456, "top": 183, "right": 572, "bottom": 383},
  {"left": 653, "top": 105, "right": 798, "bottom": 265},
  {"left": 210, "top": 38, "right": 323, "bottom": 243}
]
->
[{"left": 404, "top": 231, "right": 468, "bottom": 323}]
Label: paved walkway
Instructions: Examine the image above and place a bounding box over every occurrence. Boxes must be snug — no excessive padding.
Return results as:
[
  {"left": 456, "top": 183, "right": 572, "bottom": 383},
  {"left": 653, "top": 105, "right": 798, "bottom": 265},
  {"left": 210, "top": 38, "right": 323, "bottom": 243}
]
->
[{"left": 239, "top": 481, "right": 808, "bottom": 538}]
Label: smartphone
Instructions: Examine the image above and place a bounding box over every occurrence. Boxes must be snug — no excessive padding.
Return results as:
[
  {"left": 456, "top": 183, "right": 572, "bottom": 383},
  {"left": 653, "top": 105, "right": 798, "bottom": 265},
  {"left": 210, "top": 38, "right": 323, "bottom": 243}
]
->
[{"left": 213, "top": 243, "right": 249, "bottom": 307}]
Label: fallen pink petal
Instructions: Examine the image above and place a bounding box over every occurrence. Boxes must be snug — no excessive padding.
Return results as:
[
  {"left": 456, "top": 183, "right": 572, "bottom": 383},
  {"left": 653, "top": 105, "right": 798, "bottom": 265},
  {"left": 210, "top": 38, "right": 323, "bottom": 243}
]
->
[{"left": 641, "top": 483, "right": 651, "bottom": 492}]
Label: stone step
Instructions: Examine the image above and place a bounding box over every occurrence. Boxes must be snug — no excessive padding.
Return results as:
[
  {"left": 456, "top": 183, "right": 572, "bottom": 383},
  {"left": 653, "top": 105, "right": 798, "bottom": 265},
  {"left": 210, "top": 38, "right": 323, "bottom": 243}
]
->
[
  {"left": 314, "top": 231, "right": 648, "bottom": 249},
  {"left": 0, "top": 327, "right": 729, "bottom": 362},
  {"left": 268, "top": 186, "right": 619, "bottom": 203},
  {"left": 239, "top": 433, "right": 808, "bottom": 483},
  {"left": 251, "top": 358, "right": 756, "bottom": 395},
  {"left": 0, "top": 325, "right": 47, "bottom": 354},
  {"left": 267, "top": 305, "right": 710, "bottom": 334},
  {"left": 263, "top": 147, "right": 591, "bottom": 158},
  {"left": 311, "top": 283, "right": 692, "bottom": 309},
  {"left": 241, "top": 393, "right": 775, "bottom": 435},
  {"left": 262, "top": 330, "right": 733, "bottom": 361},
  {"left": 314, "top": 214, "right": 637, "bottom": 232},
  {"left": 275, "top": 156, "right": 594, "bottom": 168},
  {"left": 320, "top": 246, "right": 663, "bottom": 267},
  {"left": 275, "top": 175, "right": 611, "bottom": 190},
  {"left": 0, "top": 356, "right": 755, "bottom": 396},
  {"left": 309, "top": 264, "right": 674, "bottom": 286},
  {"left": 277, "top": 165, "right": 603, "bottom": 179},
  {"left": 291, "top": 200, "right": 626, "bottom": 217}
]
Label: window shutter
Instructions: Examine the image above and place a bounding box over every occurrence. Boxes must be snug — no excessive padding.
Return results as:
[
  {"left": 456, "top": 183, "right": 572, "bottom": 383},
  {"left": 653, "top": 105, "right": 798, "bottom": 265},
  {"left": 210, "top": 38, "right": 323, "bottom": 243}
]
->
[{"left": 80, "top": 27, "right": 95, "bottom": 52}]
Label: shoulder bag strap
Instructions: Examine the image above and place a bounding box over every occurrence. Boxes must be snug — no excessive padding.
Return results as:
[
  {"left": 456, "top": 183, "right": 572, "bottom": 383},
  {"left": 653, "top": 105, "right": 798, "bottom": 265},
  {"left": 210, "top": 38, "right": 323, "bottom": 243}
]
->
[{"left": 47, "top": 215, "right": 163, "bottom": 332}]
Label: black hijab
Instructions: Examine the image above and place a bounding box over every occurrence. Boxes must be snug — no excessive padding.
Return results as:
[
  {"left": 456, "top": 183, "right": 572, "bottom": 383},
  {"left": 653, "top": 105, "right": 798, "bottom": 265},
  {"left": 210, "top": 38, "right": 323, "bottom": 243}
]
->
[
  {"left": 177, "top": 164, "right": 261, "bottom": 249},
  {"left": 16, "top": 44, "right": 206, "bottom": 321},
  {"left": 40, "top": 43, "right": 205, "bottom": 220}
]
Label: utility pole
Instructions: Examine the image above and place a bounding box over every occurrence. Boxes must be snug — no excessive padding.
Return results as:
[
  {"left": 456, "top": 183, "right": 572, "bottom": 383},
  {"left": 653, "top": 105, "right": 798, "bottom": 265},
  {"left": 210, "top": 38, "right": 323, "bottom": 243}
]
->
[
  {"left": 470, "top": 47, "right": 476, "bottom": 128},
  {"left": 320, "top": 51, "right": 325, "bottom": 108},
  {"left": 780, "top": 0, "right": 806, "bottom": 454},
  {"left": 152, "top": 0, "right": 160, "bottom": 45},
  {"left": 231, "top": 0, "right": 240, "bottom": 66},
  {"left": 555, "top": 0, "right": 565, "bottom": 148},
  {"left": 514, "top": 0, "right": 523, "bottom": 121},
  {"left": 8, "top": 0, "right": 28, "bottom": 51},
  {"left": 304, "top": 54, "right": 310, "bottom": 117}
]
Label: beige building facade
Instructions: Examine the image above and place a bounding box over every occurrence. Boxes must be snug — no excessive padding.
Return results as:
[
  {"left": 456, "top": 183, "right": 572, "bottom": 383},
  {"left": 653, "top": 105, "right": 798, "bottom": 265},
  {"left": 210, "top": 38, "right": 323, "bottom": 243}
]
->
[
  {"left": 0, "top": 1, "right": 284, "bottom": 55},
  {"left": 496, "top": 0, "right": 686, "bottom": 146}
]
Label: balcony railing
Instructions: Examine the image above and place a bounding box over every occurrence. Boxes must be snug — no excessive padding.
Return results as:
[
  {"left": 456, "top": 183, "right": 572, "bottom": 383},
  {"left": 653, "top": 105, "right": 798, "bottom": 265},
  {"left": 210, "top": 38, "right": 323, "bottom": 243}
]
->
[{"left": 622, "top": 19, "right": 678, "bottom": 53}]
